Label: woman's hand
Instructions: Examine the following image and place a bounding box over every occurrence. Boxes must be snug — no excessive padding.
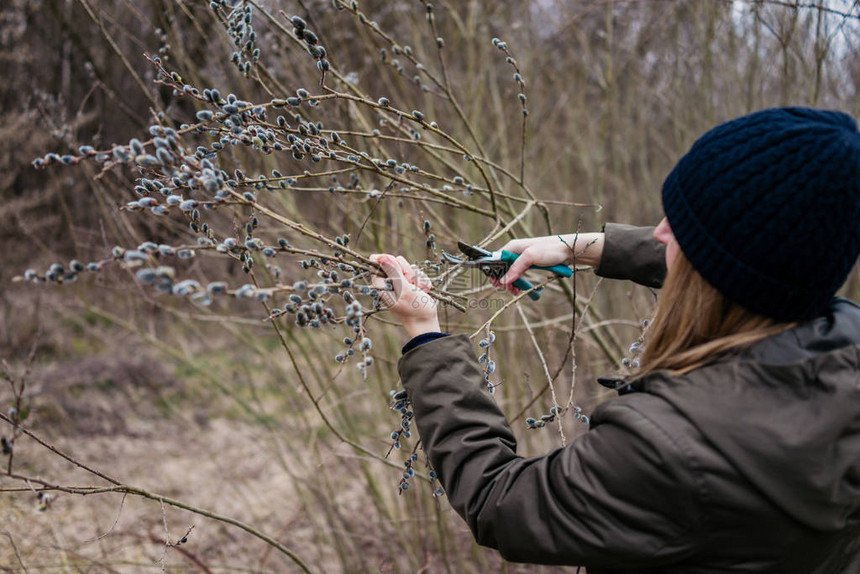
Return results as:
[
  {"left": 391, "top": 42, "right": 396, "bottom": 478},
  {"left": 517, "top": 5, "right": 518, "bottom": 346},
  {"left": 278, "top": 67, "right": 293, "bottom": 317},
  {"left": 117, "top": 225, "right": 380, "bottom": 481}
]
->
[
  {"left": 369, "top": 254, "right": 441, "bottom": 339},
  {"left": 496, "top": 232, "right": 604, "bottom": 295}
]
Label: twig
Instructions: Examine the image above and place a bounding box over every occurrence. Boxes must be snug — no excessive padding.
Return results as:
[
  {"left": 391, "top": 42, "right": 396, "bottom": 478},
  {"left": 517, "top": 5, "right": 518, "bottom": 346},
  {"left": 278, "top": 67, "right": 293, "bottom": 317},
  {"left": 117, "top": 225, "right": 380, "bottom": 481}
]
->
[
  {"left": 1, "top": 531, "right": 29, "bottom": 574},
  {"left": 0, "top": 469, "right": 311, "bottom": 572},
  {"left": 75, "top": 0, "right": 162, "bottom": 113},
  {"left": 84, "top": 493, "right": 127, "bottom": 543},
  {"left": 159, "top": 499, "right": 170, "bottom": 573},
  {"left": 0, "top": 415, "right": 312, "bottom": 572},
  {"left": 354, "top": 180, "right": 395, "bottom": 244},
  {"left": 516, "top": 305, "right": 565, "bottom": 445},
  {"left": 469, "top": 276, "right": 557, "bottom": 339},
  {"left": 567, "top": 277, "right": 603, "bottom": 409}
]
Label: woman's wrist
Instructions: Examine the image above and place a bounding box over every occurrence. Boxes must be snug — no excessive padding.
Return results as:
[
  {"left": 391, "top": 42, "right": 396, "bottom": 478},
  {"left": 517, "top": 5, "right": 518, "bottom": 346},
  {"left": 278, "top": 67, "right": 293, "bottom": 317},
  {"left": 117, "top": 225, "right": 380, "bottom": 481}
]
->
[
  {"left": 404, "top": 317, "right": 442, "bottom": 339},
  {"left": 561, "top": 232, "right": 604, "bottom": 268}
]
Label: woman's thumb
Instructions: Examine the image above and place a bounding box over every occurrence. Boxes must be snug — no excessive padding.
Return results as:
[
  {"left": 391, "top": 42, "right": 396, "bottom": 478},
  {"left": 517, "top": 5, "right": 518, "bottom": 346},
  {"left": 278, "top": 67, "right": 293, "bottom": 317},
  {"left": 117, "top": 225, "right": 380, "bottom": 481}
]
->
[{"left": 501, "top": 251, "right": 532, "bottom": 286}]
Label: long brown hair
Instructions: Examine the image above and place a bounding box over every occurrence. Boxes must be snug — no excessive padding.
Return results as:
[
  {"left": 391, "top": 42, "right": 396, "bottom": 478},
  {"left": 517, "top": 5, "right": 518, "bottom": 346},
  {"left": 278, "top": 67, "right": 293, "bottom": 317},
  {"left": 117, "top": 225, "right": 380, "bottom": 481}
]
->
[{"left": 639, "top": 251, "right": 797, "bottom": 376}]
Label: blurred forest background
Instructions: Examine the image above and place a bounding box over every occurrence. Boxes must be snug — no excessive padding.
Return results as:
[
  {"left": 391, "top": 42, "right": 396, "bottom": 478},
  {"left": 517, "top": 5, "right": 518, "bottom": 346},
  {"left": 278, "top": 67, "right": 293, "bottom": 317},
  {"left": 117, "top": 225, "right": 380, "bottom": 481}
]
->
[{"left": 1, "top": 0, "right": 859, "bottom": 572}]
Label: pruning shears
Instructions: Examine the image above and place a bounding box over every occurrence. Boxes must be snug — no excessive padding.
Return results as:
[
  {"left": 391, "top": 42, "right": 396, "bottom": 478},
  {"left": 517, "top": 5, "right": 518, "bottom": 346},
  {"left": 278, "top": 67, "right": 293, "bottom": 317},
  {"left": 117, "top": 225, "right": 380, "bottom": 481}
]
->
[{"left": 442, "top": 241, "right": 573, "bottom": 301}]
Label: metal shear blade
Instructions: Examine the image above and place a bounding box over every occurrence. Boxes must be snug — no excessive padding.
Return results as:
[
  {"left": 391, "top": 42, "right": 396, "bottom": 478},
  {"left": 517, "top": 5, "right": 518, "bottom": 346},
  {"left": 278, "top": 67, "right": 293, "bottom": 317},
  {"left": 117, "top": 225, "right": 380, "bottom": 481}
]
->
[
  {"left": 442, "top": 243, "right": 509, "bottom": 280},
  {"left": 456, "top": 241, "right": 492, "bottom": 260}
]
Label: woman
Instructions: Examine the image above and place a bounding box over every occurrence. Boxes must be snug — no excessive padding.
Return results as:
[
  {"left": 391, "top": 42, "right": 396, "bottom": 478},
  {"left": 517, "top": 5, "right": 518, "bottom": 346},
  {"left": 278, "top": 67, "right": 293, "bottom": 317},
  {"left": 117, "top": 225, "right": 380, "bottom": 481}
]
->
[{"left": 370, "top": 107, "right": 860, "bottom": 572}]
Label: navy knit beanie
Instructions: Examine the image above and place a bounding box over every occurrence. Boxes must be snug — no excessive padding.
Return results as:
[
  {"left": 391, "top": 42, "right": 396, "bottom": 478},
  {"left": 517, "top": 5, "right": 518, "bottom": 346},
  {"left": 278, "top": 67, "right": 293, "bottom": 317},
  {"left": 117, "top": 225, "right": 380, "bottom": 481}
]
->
[{"left": 662, "top": 107, "right": 860, "bottom": 321}]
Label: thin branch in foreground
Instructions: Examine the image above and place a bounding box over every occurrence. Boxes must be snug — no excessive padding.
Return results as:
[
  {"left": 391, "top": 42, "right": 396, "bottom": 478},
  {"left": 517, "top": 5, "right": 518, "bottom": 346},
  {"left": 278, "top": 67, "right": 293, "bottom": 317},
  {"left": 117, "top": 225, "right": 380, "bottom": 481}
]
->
[
  {"left": 84, "top": 493, "right": 128, "bottom": 543},
  {"left": 516, "top": 305, "right": 566, "bottom": 446},
  {"left": 0, "top": 412, "right": 312, "bottom": 573},
  {"left": 1, "top": 531, "right": 29, "bottom": 574}
]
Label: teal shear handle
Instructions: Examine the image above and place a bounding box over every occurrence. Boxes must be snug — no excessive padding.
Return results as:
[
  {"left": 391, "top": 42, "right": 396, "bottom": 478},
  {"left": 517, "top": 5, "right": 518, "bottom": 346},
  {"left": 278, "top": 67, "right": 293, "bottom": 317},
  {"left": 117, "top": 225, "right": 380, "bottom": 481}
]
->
[{"left": 499, "top": 250, "right": 573, "bottom": 301}]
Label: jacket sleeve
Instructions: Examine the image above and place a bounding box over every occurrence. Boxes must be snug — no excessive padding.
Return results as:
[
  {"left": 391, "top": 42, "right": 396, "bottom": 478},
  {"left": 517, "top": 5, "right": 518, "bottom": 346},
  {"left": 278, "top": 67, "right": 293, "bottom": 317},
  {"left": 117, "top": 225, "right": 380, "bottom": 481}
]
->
[
  {"left": 399, "top": 334, "right": 702, "bottom": 568},
  {"left": 595, "top": 223, "right": 667, "bottom": 288}
]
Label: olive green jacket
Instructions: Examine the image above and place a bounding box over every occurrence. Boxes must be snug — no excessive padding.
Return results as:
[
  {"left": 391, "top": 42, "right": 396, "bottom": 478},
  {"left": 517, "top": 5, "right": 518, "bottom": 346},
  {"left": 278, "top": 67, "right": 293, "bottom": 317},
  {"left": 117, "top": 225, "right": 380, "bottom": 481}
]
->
[{"left": 398, "top": 224, "right": 860, "bottom": 573}]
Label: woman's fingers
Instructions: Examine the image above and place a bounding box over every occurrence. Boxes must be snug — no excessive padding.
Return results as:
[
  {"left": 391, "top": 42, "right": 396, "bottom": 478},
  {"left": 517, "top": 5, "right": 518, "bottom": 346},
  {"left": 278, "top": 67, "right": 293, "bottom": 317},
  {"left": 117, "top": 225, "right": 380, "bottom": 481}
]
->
[
  {"left": 379, "top": 258, "right": 405, "bottom": 291},
  {"left": 370, "top": 254, "right": 406, "bottom": 300},
  {"left": 395, "top": 256, "right": 415, "bottom": 282},
  {"left": 501, "top": 239, "right": 528, "bottom": 254},
  {"left": 488, "top": 277, "right": 517, "bottom": 294},
  {"left": 500, "top": 249, "right": 534, "bottom": 288},
  {"left": 371, "top": 253, "right": 402, "bottom": 277},
  {"left": 370, "top": 253, "right": 435, "bottom": 306},
  {"left": 415, "top": 268, "right": 432, "bottom": 292},
  {"left": 394, "top": 255, "right": 433, "bottom": 292},
  {"left": 369, "top": 271, "right": 397, "bottom": 309}
]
